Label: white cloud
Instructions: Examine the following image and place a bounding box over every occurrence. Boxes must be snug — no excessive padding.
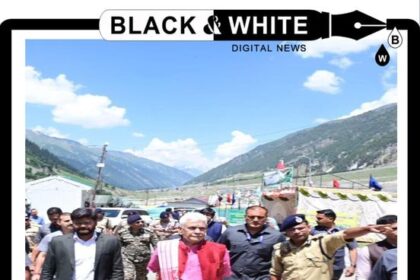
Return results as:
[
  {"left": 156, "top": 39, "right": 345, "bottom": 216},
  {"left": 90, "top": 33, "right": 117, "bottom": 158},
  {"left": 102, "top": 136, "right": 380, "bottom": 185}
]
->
[
  {"left": 26, "top": 66, "right": 129, "bottom": 128},
  {"left": 133, "top": 132, "right": 145, "bottom": 138},
  {"left": 339, "top": 88, "right": 397, "bottom": 119},
  {"left": 314, "top": 118, "right": 329, "bottom": 124},
  {"left": 52, "top": 94, "right": 129, "bottom": 128},
  {"left": 304, "top": 70, "right": 343, "bottom": 94},
  {"left": 329, "top": 57, "right": 353, "bottom": 69},
  {"left": 26, "top": 66, "right": 78, "bottom": 106},
  {"left": 78, "top": 138, "right": 89, "bottom": 145},
  {"left": 32, "top": 126, "right": 69, "bottom": 139},
  {"left": 214, "top": 130, "right": 256, "bottom": 164},
  {"left": 125, "top": 138, "right": 212, "bottom": 172},
  {"left": 125, "top": 130, "right": 256, "bottom": 172},
  {"left": 382, "top": 66, "right": 397, "bottom": 89},
  {"left": 298, "top": 31, "right": 385, "bottom": 58}
]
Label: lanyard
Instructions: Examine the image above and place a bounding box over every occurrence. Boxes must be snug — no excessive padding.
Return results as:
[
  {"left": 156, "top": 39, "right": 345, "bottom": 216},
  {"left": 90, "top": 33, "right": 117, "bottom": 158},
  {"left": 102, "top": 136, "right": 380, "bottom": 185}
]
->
[{"left": 245, "top": 231, "right": 264, "bottom": 244}]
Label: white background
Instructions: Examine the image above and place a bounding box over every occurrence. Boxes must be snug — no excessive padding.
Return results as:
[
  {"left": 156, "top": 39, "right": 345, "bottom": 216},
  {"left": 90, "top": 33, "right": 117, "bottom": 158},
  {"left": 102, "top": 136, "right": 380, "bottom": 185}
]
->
[{"left": 3, "top": 1, "right": 416, "bottom": 279}]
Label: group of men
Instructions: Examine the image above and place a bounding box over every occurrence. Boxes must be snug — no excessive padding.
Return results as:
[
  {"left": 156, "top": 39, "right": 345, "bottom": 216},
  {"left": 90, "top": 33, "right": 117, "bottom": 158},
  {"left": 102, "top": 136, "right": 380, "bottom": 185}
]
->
[{"left": 26, "top": 205, "right": 397, "bottom": 280}]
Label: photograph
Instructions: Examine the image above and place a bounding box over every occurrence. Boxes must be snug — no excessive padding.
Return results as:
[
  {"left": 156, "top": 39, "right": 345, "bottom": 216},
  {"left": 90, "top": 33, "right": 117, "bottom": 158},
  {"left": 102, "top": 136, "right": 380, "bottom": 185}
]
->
[{"left": 3, "top": 1, "right": 414, "bottom": 279}]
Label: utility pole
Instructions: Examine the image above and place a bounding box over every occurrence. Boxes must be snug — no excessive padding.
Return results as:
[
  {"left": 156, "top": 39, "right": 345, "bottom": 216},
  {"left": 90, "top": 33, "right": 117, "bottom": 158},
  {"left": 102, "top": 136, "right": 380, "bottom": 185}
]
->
[
  {"left": 90, "top": 143, "right": 108, "bottom": 207},
  {"left": 299, "top": 156, "right": 312, "bottom": 187}
]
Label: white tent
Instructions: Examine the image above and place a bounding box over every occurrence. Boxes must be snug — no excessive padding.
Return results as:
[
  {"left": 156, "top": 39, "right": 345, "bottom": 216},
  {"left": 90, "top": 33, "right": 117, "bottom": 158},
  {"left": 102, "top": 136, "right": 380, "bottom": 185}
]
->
[
  {"left": 26, "top": 176, "right": 92, "bottom": 217},
  {"left": 262, "top": 186, "right": 398, "bottom": 241}
]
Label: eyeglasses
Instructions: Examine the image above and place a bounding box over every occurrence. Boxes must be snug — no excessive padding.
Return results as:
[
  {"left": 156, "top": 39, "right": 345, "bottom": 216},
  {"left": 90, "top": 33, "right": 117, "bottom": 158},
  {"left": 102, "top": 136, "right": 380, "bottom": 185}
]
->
[{"left": 246, "top": 216, "right": 266, "bottom": 220}]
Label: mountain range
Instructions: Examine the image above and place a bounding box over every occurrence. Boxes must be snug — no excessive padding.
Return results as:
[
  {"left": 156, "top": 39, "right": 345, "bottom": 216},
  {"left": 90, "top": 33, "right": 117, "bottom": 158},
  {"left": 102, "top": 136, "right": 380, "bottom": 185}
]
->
[
  {"left": 26, "top": 130, "right": 193, "bottom": 190},
  {"left": 26, "top": 103, "right": 397, "bottom": 189},
  {"left": 188, "top": 103, "right": 397, "bottom": 184}
]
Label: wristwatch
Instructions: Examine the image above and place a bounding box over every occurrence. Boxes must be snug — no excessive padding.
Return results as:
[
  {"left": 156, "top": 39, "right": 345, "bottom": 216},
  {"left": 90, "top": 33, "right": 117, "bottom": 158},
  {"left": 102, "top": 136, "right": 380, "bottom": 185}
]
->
[{"left": 350, "top": 264, "right": 357, "bottom": 268}]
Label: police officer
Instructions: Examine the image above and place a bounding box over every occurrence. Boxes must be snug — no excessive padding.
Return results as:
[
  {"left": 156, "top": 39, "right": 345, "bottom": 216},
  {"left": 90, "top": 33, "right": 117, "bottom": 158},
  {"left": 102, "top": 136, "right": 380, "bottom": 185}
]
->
[
  {"left": 117, "top": 213, "right": 158, "bottom": 280},
  {"left": 269, "top": 214, "right": 393, "bottom": 280}
]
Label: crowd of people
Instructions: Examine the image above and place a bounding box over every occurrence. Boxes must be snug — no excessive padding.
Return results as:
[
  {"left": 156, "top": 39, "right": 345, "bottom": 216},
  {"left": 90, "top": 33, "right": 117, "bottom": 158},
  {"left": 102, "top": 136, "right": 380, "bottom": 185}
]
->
[{"left": 25, "top": 205, "right": 398, "bottom": 280}]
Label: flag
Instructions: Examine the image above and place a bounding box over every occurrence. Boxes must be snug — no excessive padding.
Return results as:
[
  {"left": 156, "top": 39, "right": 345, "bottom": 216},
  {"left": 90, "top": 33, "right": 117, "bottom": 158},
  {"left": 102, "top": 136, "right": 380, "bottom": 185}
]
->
[
  {"left": 263, "top": 167, "right": 294, "bottom": 186},
  {"left": 333, "top": 179, "right": 340, "bottom": 188},
  {"left": 276, "top": 160, "right": 285, "bottom": 170},
  {"left": 231, "top": 193, "right": 236, "bottom": 205},
  {"left": 263, "top": 170, "right": 284, "bottom": 186},
  {"left": 283, "top": 168, "right": 294, "bottom": 184},
  {"left": 369, "top": 175, "right": 382, "bottom": 191}
]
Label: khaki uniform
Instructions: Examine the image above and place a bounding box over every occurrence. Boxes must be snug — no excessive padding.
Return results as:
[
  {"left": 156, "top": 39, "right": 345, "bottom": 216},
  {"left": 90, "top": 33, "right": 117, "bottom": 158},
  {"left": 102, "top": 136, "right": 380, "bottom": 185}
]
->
[
  {"left": 25, "top": 221, "right": 41, "bottom": 251},
  {"left": 96, "top": 217, "right": 112, "bottom": 233},
  {"left": 149, "top": 220, "right": 180, "bottom": 241},
  {"left": 270, "top": 232, "right": 346, "bottom": 280},
  {"left": 118, "top": 227, "right": 159, "bottom": 280}
]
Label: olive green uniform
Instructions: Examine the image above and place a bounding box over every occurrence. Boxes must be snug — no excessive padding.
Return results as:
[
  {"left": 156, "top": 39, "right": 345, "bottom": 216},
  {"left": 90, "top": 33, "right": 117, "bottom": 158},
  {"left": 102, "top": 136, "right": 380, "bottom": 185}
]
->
[
  {"left": 118, "top": 227, "right": 159, "bottom": 280},
  {"left": 270, "top": 232, "right": 347, "bottom": 280}
]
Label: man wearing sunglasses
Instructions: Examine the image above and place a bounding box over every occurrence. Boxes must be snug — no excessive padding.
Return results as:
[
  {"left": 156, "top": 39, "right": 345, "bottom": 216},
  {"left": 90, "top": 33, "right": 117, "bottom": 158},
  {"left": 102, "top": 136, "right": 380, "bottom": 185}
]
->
[{"left": 218, "top": 205, "right": 285, "bottom": 279}]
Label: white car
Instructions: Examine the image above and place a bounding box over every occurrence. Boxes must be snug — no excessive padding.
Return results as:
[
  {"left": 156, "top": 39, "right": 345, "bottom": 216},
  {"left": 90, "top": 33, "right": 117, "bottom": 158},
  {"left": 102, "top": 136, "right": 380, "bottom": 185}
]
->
[{"left": 100, "top": 207, "right": 152, "bottom": 228}]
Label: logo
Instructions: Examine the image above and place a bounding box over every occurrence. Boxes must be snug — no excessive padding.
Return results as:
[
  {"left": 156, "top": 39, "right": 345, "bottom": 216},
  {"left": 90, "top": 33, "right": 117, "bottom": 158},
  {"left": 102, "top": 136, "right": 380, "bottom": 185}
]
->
[{"left": 204, "top": 15, "right": 221, "bottom": 35}]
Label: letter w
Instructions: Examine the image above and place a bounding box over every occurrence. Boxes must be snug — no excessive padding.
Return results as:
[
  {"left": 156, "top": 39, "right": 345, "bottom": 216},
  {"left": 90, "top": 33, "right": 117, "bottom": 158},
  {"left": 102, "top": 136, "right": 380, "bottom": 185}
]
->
[
  {"left": 378, "top": 55, "right": 388, "bottom": 62},
  {"left": 229, "top": 17, "right": 250, "bottom": 34}
]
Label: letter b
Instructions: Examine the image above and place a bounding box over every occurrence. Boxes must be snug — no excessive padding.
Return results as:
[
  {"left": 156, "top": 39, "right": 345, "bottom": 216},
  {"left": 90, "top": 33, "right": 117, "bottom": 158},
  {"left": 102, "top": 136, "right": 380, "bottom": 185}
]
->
[
  {"left": 391, "top": 35, "right": 399, "bottom": 45},
  {"left": 111, "top": 17, "right": 125, "bottom": 34}
]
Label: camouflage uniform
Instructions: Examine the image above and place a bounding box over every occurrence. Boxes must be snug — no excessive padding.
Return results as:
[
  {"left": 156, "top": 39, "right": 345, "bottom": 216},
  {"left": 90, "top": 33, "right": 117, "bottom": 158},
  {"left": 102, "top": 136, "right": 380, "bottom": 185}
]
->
[{"left": 118, "top": 226, "right": 158, "bottom": 280}]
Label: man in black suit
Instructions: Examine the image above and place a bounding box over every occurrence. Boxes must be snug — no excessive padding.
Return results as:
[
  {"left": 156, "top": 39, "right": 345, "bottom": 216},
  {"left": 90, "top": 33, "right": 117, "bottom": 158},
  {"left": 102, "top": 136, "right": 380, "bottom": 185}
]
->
[{"left": 41, "top": 208, "right": 124, "bottom": 280}]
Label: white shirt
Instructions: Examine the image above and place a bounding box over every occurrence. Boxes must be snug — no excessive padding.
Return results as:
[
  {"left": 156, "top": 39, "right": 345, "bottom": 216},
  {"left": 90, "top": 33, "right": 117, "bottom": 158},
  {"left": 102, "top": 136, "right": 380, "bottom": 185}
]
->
[
  {"left": 356, "top": 246, "right": 371, "bottom": 280},
  {"left": 73, "top": 233, "right": 97, "bottom": 280}
]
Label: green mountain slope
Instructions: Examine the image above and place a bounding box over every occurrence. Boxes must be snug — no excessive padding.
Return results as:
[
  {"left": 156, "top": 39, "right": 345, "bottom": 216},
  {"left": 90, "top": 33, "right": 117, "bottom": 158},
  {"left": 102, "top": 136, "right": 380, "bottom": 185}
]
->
[
  {"left": 189, "top": 104, "right": 397, "bottom": 184},
  {"left": 26, "top": 131, "right": 193, "bottom": 189},
  {"left": 26, "top": 139, "right": 88, "bottom": 180}
]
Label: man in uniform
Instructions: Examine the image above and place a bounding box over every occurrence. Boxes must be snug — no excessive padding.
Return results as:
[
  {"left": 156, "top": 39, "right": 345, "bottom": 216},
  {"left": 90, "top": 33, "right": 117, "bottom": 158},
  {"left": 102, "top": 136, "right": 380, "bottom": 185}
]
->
[
  {"left": 25, "top": 213, "right": 41, "bottom": 254},
  {"left": 269, "top": 214, "right": 393, "bottom": 280},
  {"left": 117, "top": 213, "right": 158, "bottom": 280},
  {"left": 95, "top": 208, "right": 112, "bottom": 234},
  {"left": 149, "top": 211, "right": 180, "bottom": 241}
]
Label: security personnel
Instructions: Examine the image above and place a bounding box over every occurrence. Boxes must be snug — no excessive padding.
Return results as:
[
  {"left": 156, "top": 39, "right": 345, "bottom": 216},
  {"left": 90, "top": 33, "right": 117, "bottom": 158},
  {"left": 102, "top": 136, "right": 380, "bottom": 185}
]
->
[
  {"left": 269, "top": 214, "right": 393, "bottom": 280},
  {"left": 117, "top": 214, "right": 158, "bottom": 280}
]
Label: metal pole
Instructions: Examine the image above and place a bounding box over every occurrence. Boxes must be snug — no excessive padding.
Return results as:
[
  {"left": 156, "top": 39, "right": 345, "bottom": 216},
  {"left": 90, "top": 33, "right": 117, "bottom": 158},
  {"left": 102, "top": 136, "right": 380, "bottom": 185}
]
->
[
  {"left": 298, "top": 156, "right": 312, "bottom": 187},
  {"left": 320, "top": 174, "right": 323, "bottom": 188},
  {"left": 308, "top": 158, "right": 312, "bottom": 187},
  {"left": 90, "top": 143, "right": 108, "bottom": 207}
]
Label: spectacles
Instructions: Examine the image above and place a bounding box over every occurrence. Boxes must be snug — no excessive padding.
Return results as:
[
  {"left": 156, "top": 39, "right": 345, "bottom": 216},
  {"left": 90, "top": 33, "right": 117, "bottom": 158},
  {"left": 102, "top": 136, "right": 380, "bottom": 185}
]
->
[{"left": 246, "top": 216, "right": 266, "bottom": 220}]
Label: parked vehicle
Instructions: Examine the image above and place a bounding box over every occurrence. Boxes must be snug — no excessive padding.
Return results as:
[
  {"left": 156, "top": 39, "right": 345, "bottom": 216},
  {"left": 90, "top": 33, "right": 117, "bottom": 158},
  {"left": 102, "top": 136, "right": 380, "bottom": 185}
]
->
[{"left": 100, "top": 207, "right": 152, "bottom": 228}]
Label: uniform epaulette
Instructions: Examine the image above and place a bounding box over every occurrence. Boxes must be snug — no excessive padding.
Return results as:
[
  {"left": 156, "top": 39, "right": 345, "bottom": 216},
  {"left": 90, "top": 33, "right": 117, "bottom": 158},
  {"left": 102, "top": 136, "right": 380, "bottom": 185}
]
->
[{"left": 273, "top": 242, "right": 282, "bottom": 249}]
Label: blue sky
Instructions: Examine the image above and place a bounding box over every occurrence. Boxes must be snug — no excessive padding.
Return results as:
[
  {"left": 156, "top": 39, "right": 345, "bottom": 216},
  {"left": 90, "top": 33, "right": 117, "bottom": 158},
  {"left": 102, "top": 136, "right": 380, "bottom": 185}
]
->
[{"left": 25, "top": 32, "right": 397, "bottom": 173}]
